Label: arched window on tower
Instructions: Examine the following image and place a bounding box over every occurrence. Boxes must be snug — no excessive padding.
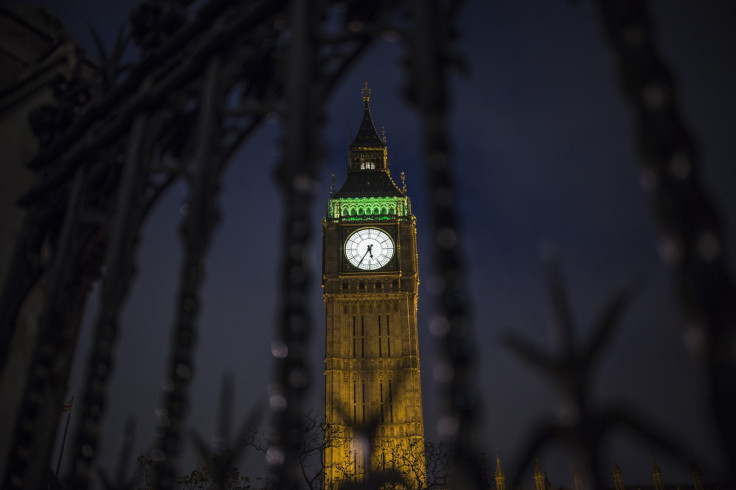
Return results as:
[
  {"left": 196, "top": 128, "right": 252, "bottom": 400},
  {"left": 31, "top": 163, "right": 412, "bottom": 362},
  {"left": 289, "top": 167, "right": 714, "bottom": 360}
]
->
[
  {"left": 386, "top": 315, "right": 391, "bottom": 357},
  {"left": 361, "top": 316, "right": 365, "bottom": 358},
  {"left": 361, "top": 382, "right": 366, "bottom": 423},
  {"left": 380, "top": 381, "right": 385, "bottom": 423},
  {"left": 378, "top": 316, "right": 382, "bottom": 358},
  {"left": 388, "top": 381, "right": 394, "bottom": 423}
]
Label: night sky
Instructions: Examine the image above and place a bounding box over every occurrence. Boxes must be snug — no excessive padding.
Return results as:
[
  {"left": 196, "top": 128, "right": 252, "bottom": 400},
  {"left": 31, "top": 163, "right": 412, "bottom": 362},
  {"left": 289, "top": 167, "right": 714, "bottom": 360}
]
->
[{"left": 13, "top": 0, "right": 736, "bottom": 486}]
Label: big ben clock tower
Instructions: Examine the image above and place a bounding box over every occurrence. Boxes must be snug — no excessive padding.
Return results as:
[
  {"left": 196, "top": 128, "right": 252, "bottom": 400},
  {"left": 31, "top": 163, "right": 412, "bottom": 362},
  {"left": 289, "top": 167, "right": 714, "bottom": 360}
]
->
[{"left": 322, "top": 84, "right": 426, "bottom": 488}]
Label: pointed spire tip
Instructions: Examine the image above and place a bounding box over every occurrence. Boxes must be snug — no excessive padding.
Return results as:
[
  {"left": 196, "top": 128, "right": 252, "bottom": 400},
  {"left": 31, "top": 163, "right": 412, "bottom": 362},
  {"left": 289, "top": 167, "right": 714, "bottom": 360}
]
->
[{"left": 362, "top": 81, "right": 371, "bottom": 104}]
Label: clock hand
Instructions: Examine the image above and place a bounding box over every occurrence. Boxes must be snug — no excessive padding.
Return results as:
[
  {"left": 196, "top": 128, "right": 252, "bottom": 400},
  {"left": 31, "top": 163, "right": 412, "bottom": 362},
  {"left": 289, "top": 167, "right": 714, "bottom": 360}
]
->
[
  {"left": 357, "top": 247, "right": 371, "bottom": 267},
  {"left": 357, "top": 244, "right": 374, "bottom": 267}
]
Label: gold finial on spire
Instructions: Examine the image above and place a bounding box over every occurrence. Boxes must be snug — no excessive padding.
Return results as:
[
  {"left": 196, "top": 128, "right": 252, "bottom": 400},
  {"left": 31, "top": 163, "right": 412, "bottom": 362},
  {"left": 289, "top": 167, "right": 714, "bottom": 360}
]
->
[
  {"left": 401, "top": 171, "right": 406, "bottom": 193},
  {"left": 330, "top": 174, "right": 335, "bottom": 196},
  {"left": 362, "top": 81, "right": 371, "bottom": 103},
  {"left": 381, "top": 126, "right": 386, "bottom": 143}
]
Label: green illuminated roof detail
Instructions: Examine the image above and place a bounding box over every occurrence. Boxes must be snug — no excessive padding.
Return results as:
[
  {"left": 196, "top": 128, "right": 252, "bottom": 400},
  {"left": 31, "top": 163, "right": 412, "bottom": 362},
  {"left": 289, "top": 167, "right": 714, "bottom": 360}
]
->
[{"left": 327, "top": 196, "right": 411, "bottom": 220}]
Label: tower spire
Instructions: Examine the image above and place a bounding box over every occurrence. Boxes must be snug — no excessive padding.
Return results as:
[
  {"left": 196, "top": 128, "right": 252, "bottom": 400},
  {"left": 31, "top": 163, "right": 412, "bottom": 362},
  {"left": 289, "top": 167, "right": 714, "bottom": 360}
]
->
[
  {"left": 572, "top": 468, "right": 583, "bottom": 490},
  {"left": 332, "top": 84, "right": 404, "bottom": 198},
  {"left": 350, "top": 83, "right": 384, "bottom": 152},
  {"left": 362, "top": 80, "right": 371, "bottom": 104},
  {"left": 652, "top": 456, "right": 664, "bottom": 490},
  {"left": 494, "top": 457, "right": 506, "bottom": 490},
  {"left": 613, "top": 458, "right": 625, "bottom": 490},
  {"left": 534, "top": 459, "right": 546, "bottom": 490},
  {"left": 691, "top": 462, "right": 705, "bottom": 490}
]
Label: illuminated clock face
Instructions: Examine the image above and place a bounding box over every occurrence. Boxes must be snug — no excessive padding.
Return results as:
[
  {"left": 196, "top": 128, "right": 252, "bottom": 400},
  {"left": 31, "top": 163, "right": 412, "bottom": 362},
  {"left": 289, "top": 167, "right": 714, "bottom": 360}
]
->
[{"left": 345, "top": 228, "right": 394, "bottom": 270}]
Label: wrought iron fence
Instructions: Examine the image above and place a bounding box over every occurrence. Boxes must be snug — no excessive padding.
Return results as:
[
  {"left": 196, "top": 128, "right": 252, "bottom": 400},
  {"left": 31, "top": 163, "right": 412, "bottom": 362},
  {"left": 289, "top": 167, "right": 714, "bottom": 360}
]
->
[{"left": 0, "top": 0, "right": 733, "bottom": 489}]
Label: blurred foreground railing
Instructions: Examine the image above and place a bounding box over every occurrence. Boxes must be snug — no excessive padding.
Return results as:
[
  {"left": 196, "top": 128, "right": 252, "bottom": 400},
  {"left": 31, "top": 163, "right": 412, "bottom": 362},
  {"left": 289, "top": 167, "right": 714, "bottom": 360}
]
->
[{"left": 0, "top": 0, "right": 733, "bottom": 489}]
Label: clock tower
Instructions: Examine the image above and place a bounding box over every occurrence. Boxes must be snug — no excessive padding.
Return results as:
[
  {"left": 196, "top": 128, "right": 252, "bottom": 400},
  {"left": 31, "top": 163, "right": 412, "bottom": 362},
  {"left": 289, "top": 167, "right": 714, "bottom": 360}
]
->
[{"left": 322, "top": 84, "right": 426, "bottom": 488}]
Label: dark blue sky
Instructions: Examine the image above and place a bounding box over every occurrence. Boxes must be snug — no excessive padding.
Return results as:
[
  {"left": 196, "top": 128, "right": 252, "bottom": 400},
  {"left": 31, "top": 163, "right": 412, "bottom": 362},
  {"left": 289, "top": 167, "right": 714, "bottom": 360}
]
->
[{"left": 18, "top": 0, "right": 736, "bottom": 486}]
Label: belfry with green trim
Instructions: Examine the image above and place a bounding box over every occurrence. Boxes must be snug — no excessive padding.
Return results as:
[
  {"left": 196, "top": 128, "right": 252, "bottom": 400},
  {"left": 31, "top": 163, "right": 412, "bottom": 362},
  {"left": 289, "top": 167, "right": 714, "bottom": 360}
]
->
[{"left": 322, "top": 84, "right": 426, "bottom": 488}]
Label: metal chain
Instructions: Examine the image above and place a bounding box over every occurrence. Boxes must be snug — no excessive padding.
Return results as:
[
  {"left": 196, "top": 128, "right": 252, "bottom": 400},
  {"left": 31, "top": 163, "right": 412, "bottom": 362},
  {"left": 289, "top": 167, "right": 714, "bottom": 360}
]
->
[
  {"left": 153, "top": 56, "right": 226, "bottom": 489},
  {"left": 271, "top": 0, "right": 323, "bottom": 487},
  {"left": 66, "top": 115, "right": 151, "bottom": 489}
]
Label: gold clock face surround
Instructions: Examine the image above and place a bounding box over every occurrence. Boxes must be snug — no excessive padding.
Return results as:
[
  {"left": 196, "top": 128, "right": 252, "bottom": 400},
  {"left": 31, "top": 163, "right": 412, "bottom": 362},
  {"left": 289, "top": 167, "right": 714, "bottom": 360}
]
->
[{"left": 344, "top": 228, "right": 394, "bottom": 270}]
